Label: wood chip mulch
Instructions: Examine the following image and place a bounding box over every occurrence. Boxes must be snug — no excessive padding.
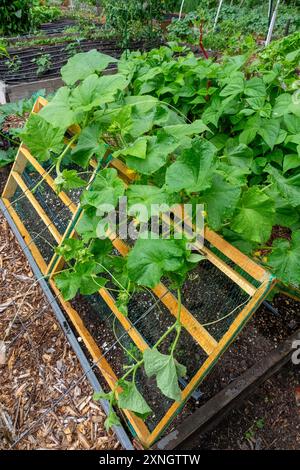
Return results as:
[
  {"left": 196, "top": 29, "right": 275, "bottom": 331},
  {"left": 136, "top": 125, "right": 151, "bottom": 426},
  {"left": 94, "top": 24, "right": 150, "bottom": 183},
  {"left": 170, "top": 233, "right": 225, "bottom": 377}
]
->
[{"left": 0, "top": 214, "right": 119, "bottom": 450}]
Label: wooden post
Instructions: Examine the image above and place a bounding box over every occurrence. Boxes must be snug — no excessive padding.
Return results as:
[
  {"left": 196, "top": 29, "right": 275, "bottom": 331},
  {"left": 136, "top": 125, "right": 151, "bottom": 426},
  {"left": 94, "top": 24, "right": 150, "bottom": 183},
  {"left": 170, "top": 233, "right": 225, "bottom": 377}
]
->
[{"left": 284, "top": 18, "right": 291, "bottom": 36}]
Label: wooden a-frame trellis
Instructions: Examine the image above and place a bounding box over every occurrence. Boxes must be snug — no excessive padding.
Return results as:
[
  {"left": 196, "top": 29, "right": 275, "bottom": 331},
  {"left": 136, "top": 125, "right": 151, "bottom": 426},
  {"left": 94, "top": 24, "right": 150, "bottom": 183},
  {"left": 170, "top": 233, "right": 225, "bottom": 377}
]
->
[{"left": 1, "top": 97, "right": 299, "bottom": 448}]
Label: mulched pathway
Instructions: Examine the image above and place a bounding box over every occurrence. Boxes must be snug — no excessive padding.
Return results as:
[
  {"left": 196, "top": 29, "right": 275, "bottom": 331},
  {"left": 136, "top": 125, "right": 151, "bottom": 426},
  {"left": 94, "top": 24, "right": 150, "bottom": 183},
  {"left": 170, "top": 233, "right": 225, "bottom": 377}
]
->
[{"left": 0, "top": 213, "right": 119, "bottom": 450}]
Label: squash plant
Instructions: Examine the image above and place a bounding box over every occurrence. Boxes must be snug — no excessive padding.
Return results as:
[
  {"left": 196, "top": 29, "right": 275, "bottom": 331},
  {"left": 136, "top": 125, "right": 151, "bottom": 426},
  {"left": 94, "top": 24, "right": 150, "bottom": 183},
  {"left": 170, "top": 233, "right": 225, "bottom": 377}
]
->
[{"left": 19, "top": 46, "right": 300, "bottom": 427}]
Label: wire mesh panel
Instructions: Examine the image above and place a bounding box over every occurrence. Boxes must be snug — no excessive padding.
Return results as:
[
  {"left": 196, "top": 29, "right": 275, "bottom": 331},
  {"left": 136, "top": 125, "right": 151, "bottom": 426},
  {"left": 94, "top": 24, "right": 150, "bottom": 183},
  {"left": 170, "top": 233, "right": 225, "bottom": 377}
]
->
[{"left": 1, "top": 97, "right": 280, "bottom": 448}]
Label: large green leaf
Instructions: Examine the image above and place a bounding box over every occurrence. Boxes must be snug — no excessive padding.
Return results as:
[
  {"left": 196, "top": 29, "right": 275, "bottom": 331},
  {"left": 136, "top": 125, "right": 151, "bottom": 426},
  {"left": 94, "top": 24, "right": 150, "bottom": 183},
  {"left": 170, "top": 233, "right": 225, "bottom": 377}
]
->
[
  {"left": 54, "top": 271, "right": 80, "bottom": 300},
  {"left": 143, "top": 349, "right": 185, "bottom": 401},
  {"left": 127, "top": 184, "right": 174, "bottom": 222},
  {"left": 267, "top": 165, "right": 300, "bottom": 207},
  {"left": 268, "top": 231, "right": 300, "bottom": 286},
  {"left": 258, "top": 118, "right": 280, "bottom": 150},
  {"left": 283, "top": 154, "right": 300, "bottom": 174},
  {"left": 76, "top": 262, "right": 107, "bottom": 295},
  {"left": 81, "top": 168, "right": 125, "bottom": 209},
  {"left": 19, "top": 113, "right": 65, "bottom": 162},
  {"left": 244, "top": 77, "right": 266, "bottom": 98},
  {"left": 165, "top": 139, "right": 217, "bottom": 193},
  {"left": 113, "top": 137, "right": 149, "bottom": 160},
  {"left": 55, "top": 262, "right": 107, "bottom": 300},
  {"left": 118, "top": 381, "right": 152, "bottom": 418},
  {"left": 272, "top": 196, "right": 300, "bottom": 227},
  {"left": 126, "top": 132, "right": 182, "bottom": 175},
  {"left": 284, "top": 114, "right": 300, "bottom": 135},
  {"left": 70, "top": 74, "right": 128, "bottom": 112},
  {"left": 202, "top": 96, "right": 223, "bottom": 127},
  {"left": 272, "top": 94, "right": 293, "bottom": 118},
  {"left": 224, "top": 142, "right": 253, "bottom": 171},
  {"left": 231, "top": 187, "right": 275, "bottom": 243},
  {"left": 61, "top": 49, "right": 118, "bottom": 85},
  {"left": 127, "top": 238, "right": 184, "bottom": 288},
  {"left": 239, "top": 115, "right": 260, "bottom": 145},
  {"left": 76, "top": 209, "right": 100, "bottom": 243},
  {"left": 220, "top": 73, "right": 244, "bottom": 97},
  {"left": 202, "top": 175, "right": 241, "bottom": 230},
  {"left": 163, "top": 119, "right": 209, "bottom": 139},
  {"left": 71, "top": 124, "right": 107, "bottom": 168},
  {"left": 54, "top": 169, "right": 86, "bottom": 191},
  {"left": 39, "top": 87, "right": 76, "bottom": 128}
]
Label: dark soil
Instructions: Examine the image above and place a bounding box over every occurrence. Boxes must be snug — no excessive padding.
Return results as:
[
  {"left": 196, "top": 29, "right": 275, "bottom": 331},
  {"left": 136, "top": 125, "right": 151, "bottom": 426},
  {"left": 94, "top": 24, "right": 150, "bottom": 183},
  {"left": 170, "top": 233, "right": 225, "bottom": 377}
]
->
[
  {"left": 196, "top": 363, "right": 300, "bottom": 450},
  {"left": 0, "top": 165, "right": 11, "bottom": 192}
]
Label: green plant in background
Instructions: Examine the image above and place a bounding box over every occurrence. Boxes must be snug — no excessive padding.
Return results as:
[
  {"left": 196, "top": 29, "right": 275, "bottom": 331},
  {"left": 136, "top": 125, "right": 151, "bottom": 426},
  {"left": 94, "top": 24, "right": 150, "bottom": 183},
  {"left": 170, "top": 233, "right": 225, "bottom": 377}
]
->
[
  {"left": 0, "top": 42, "right": 8, "bottom": 58},
  {"left": 0, "top": 89, "right": 47, "bottom": 169},
  {"left": 5, "top": 55, "right": 22, "bottom": 73},
  {"left": 252, "top": 31, "right": 300, "bottom": 83},
  {"left": 167, "top": 11, "right": 200, "bottom": 43},
  {"left": 0, "top": 1, "right": 62, "bottom": 37},
  {"left": 0, "top": 0, "right": 34, "bottom": 36},
  {"left": 32, "top": 53, "right": 52, "bottom": 76},
  {"left": 103, "top": 0, "right": 164, "bottom": 48},
  {"left": 64, "top": 41, "right": 82, "bottom": 58},
  {"left": 166, "top": 2, "right": 300, "bottom": 53},
  {"left": 30, "top": 5, "right": 61, "bottom": 29}
]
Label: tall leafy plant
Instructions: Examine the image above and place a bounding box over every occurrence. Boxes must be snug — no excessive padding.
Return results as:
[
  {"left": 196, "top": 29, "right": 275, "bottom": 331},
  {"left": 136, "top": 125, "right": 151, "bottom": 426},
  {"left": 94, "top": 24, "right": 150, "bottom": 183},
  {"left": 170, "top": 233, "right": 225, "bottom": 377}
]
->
[{"left": 0, "top": 0, "right": 33, "bottom": 36}]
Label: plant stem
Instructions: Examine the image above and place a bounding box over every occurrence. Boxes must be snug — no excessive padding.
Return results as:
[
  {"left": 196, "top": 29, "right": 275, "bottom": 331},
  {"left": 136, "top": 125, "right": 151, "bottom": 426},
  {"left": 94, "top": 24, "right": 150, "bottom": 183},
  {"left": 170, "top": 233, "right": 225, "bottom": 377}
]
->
[
  {"left": 95, "top": 261, "right": 130, "bottom": 295},
  {"left": 31, "top": 164, "right": 55, "bottom": 194},
  {"left": 112, "top": 316, "right": 139, "bottom": 363},
  {"left": 113, "top": 288, "right": 183, "bottom": 389},
  {"left": 55, "top": 134, "right": 78, "bottom": 177},
  {"left": 261, "top": 183, "right": 273, "bottom": 192},
  {"left": 0, "top": 130, "right": 20, "bottom": 146},
  {"left": 170, "top": 289, "right": 182, "bottom": 354}
]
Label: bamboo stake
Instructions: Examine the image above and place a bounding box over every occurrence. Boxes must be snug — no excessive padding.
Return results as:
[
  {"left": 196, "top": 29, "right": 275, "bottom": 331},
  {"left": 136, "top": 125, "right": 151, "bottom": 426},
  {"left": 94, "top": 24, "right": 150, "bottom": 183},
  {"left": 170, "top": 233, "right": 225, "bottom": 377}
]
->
[
  {"left": 179, "top": 0, "right": 185, "bottom": 20},
  {"left": 213, "top": 0, "right": 224, "bottom": 31},
  {"left": 265, "top": 0, "right": 281, "bottom": 46}
]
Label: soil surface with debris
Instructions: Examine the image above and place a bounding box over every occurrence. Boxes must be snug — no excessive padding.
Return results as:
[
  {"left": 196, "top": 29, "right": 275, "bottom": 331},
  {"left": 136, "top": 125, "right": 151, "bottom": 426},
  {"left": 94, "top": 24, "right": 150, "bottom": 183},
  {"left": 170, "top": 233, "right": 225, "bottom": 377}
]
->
[
  {"left": 196, "top": 363, "right": 300, "bottom": 450},
  {"left": 0, "top": 213, "right": 119, "bottom": 450}
]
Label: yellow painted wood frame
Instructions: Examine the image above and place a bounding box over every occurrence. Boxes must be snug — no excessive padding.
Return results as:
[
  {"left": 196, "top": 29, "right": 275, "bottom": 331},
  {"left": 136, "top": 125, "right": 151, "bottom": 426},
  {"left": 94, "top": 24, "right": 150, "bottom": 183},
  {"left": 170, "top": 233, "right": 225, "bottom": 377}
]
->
[{"left": 1, "top": 97, "right": 282, "bottom": 448}]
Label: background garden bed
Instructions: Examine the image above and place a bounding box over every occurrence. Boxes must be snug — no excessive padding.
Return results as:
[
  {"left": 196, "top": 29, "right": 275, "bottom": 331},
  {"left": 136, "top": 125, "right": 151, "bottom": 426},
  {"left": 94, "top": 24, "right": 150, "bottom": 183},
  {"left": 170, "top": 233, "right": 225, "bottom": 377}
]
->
[{"left": 0, "top": 38, "right": 161, "bottom": 85}]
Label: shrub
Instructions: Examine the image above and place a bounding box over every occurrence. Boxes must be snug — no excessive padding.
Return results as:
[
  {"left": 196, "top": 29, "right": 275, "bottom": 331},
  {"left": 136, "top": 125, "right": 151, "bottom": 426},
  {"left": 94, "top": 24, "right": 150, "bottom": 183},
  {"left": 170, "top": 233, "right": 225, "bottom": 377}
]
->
[{"left": 0, "top": 0, "right": 34, "bottom": 36}]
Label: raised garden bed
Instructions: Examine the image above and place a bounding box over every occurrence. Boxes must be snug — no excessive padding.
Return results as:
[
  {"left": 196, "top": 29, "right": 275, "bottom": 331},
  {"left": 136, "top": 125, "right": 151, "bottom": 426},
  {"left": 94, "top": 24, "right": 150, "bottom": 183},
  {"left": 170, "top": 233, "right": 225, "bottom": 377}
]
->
[
  {"left": 1, "top": 164, "right": 299, "bottom": 448},
  {"left": 0, "top": 38, "right": 160, "bottom": 86},
  {"left": 2, "top": 95, "right": 299, "bottom": 448},
  {"left": 1, "top": 38, "right": 300, "bottom": 452},
  {"left": 5, "top": 18, "right": 80, "bottom": 44}
]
